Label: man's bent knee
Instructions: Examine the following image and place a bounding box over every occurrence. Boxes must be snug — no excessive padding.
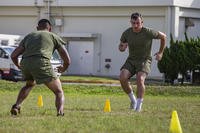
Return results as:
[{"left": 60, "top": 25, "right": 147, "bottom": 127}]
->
[
  {"left": 26, "top": 80, "right": 36, "bottom": 87},
  {"left": 55, "top": 88, "right": 64, "bottom": 95},
  {"left": 45, "top": 78, "right": 63, "bottom": 94},
  {"left": 136, "top": 72, "right": 146, "bottom": 85},
  {"left": 120, "top": 75, "right": 128, "bottom": 84},
  {"left": 119, "top": 69, "right": 131, "bottom": 83},
  {"left": 137, "top": 76, "right": 145, "bottom": 84}
]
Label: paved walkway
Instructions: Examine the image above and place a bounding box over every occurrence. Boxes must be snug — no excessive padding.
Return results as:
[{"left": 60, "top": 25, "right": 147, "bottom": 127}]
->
[{"left": 62, "top": 82, "right": 121, "bottom": 86}]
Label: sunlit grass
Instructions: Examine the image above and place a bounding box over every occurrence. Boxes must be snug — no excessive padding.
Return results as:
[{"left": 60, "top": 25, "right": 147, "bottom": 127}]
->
[{"left": 0, "top": 80, "right": 199, "bottom": 133}]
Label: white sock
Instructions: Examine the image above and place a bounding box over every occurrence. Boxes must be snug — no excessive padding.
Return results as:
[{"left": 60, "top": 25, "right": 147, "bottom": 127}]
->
[
  {"left": 136, "top": 98, "right": 143, "bottom": 112},
  {"left": 128, "top": 91, "right": 137, "bottom": 104}
]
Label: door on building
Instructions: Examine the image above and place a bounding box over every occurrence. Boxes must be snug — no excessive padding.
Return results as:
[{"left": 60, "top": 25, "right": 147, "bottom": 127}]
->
[{"left": 67, "top": 41, "right": 94, "bottom": 75}]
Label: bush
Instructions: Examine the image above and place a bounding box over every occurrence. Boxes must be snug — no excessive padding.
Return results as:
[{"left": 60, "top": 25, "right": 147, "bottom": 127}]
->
[{"left": 158, "top": 33, "right": 200, "bottom": 85}]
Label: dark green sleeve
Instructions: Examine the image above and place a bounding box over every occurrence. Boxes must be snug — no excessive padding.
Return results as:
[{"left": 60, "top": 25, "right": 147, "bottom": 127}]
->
[
  {"left": 120, "top": 31, "right": 127, "bottom": 43},
  {"left": 148, "top": 28, "right": 159, "bottom": 39},
  {"left": 19, "top": 36, "right": 26, "bottom": 48},
  {"left": 53, "top": 34, "right": 66, "bottom": 49}
]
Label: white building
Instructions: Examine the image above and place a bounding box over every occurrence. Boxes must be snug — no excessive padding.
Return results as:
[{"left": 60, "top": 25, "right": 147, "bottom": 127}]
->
[{"left": 0, "top": 0, "right": 200, "bottom": 78}]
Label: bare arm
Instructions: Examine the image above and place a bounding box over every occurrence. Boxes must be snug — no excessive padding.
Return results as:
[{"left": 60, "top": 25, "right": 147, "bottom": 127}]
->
[
  {"left": 11, "top": 46, "right": 25, "bottom": 69},
  {"left": 154, "top": 31, "right": 166, "bottom": 61},
  {"left": 56, "top": 45, "right": 71, "bottom": 73}
]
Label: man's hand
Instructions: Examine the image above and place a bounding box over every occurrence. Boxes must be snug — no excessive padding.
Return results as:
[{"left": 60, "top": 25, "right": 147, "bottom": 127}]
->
[
  {"left": 56, "top": 65, "right": 67, "bottom": 73},
  {"left": 154, "top": 52, "right": 163, "bottom": 61},
  {"left": 119, "top": 42, "right": 128, "bottom": 52}
]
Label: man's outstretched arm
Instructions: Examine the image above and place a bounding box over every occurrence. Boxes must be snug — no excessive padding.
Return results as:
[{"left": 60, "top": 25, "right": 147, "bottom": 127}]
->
[
  {"left": 154, "top": 31, "right": 166, "bottom": 61},
  {"left": 11, "top": 46, "right": 25, "bottom": 69},
  {"left": 57, "top": 45, "right": 71, "bottom": 73}
]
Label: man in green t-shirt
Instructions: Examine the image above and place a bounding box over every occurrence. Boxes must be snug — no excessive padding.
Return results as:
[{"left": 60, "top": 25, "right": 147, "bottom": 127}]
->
[
  {"left": 119, "top": 12, "right": 166, "bottom": 112},
  {"left": 10, "top": 19, "right": 71, "bottom": 116}
]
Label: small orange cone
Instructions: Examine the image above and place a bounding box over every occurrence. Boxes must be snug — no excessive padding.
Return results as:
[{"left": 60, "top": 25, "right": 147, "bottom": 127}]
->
[
  {"left": 37, "top": 95, "right": 43, "bottom": 107},
  {"left": 104, "top": 99, "right": 111, "bottom": 112},
  {"left": 169, "top": 110, "right": 183, "bottom": 133}
]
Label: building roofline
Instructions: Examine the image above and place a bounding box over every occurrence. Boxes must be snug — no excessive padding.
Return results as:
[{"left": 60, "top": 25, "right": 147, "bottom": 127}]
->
[{"left": 0, "top": 0, "right": 199, "bottom": 9}]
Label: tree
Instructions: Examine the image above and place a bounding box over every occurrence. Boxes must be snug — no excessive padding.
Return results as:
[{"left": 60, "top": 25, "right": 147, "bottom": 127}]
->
[{"left": 158, "top": 33, "right": 200, "bottom": 85}]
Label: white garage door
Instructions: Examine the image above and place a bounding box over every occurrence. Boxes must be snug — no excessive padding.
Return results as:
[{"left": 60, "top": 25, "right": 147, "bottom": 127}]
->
[{"left": 67, "top": 41, "right": 94, "bottom": 75}]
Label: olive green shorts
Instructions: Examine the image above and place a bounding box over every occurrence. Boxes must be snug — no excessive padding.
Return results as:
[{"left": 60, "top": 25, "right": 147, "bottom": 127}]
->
[
  {"left": 21, "top": 57, "right": 57, "bottom": 84},
  {"left": 121, "top": 58, "right": 152, "bottom": 77}
]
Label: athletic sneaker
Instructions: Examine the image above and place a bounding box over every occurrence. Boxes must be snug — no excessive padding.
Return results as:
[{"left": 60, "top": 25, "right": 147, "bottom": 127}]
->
[
  {"left": 57, "top": 113, "right": 64, "bottom": 117},
  {"left": 135, "top": 99, "right": 143, "bottom": 112},
  {"left": 135, "top": 104, "right": 142, "bottom": 112},
  {"left": 135, "top": 107, "right": 142, "bottom": 112},
  {"left": 10, "top": 104, "right": 21, "bottom": 115},
  {"left": 130, "top": 101, "right": 137, "bottom": 110}
]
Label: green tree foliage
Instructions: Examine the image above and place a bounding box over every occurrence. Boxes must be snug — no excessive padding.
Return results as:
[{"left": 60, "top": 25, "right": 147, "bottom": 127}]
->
[
  {"left": 184, "top": 34, "right": 200, "bottom": 70},
  {"left": 158, "top": 34, "right": 178, "bottom": 84},
  {"left": 158, "top": 33, "right": 200, "bottom": 85}
]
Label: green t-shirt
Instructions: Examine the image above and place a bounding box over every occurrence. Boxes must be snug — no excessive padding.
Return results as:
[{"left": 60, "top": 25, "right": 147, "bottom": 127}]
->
[
  {"left": 20, "top": 30, "right": 65, "bottom": 60},
  {"left": 120, "top": 27, "right": 159, "bottom": 61}
]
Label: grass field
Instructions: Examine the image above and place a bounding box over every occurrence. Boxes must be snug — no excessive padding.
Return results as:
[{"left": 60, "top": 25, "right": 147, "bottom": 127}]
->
[{"left": 0, "top": 79, "right": 199, "bottom": 133}]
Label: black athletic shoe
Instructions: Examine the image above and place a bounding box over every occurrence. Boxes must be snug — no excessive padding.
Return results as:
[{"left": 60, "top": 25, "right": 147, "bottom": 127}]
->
[
  {"left": 10, "top": 104, "right": 21, "bottom": 116},
  {"left": 57, "top": 113, "right": 64, "bottom": 117}
]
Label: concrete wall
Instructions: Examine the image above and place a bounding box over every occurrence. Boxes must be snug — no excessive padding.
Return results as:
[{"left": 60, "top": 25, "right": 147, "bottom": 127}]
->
[{"left": 51, "top": 6, "right": 166, "bottom": 77}]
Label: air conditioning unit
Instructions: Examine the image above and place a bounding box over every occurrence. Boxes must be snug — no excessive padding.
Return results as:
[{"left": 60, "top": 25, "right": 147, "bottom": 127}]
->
[{"left": 185, "top": 18, "right": 194, "bottom": 28}]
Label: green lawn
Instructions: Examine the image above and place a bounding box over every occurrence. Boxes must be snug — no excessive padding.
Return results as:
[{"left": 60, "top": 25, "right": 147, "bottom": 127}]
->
[{"left": 0, "top": 80, "right": 199, "bottom": 133}]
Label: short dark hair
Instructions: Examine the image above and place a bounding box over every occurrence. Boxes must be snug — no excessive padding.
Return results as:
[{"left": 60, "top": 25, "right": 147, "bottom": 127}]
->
[
  {"left": 131, "top": 12, "right": 142, "bottom": 20},
  {"left": 38, "top": 19, "right": 51, "bottom": 26}
]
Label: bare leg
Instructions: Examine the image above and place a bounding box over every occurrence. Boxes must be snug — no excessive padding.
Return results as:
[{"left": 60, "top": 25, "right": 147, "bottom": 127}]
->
[
  {"left": 136, "top": 72, "right": 146, "bottom": 98},
  {"left": 119, "top": 69, "right": 137, "bottom": 110},
  {"left": 135, "top": 72, "right": 147, "bottom": 111},
  {"left": 11, "top": 80, "right": 35, "bottom": 115},
  {"left": 15, "top": 80, "right": 35, "bottom": 105},
  {"left": 45, "top": 78, "right": 64, "bottom": 115},
  {"left": 119, "top": 69, "right": 132, "bottom": 94}
]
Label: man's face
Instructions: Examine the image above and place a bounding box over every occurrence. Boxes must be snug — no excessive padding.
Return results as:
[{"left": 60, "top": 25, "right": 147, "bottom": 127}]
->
[{"left": 130, "top": 17, "right": 143, "bottom": 32}]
